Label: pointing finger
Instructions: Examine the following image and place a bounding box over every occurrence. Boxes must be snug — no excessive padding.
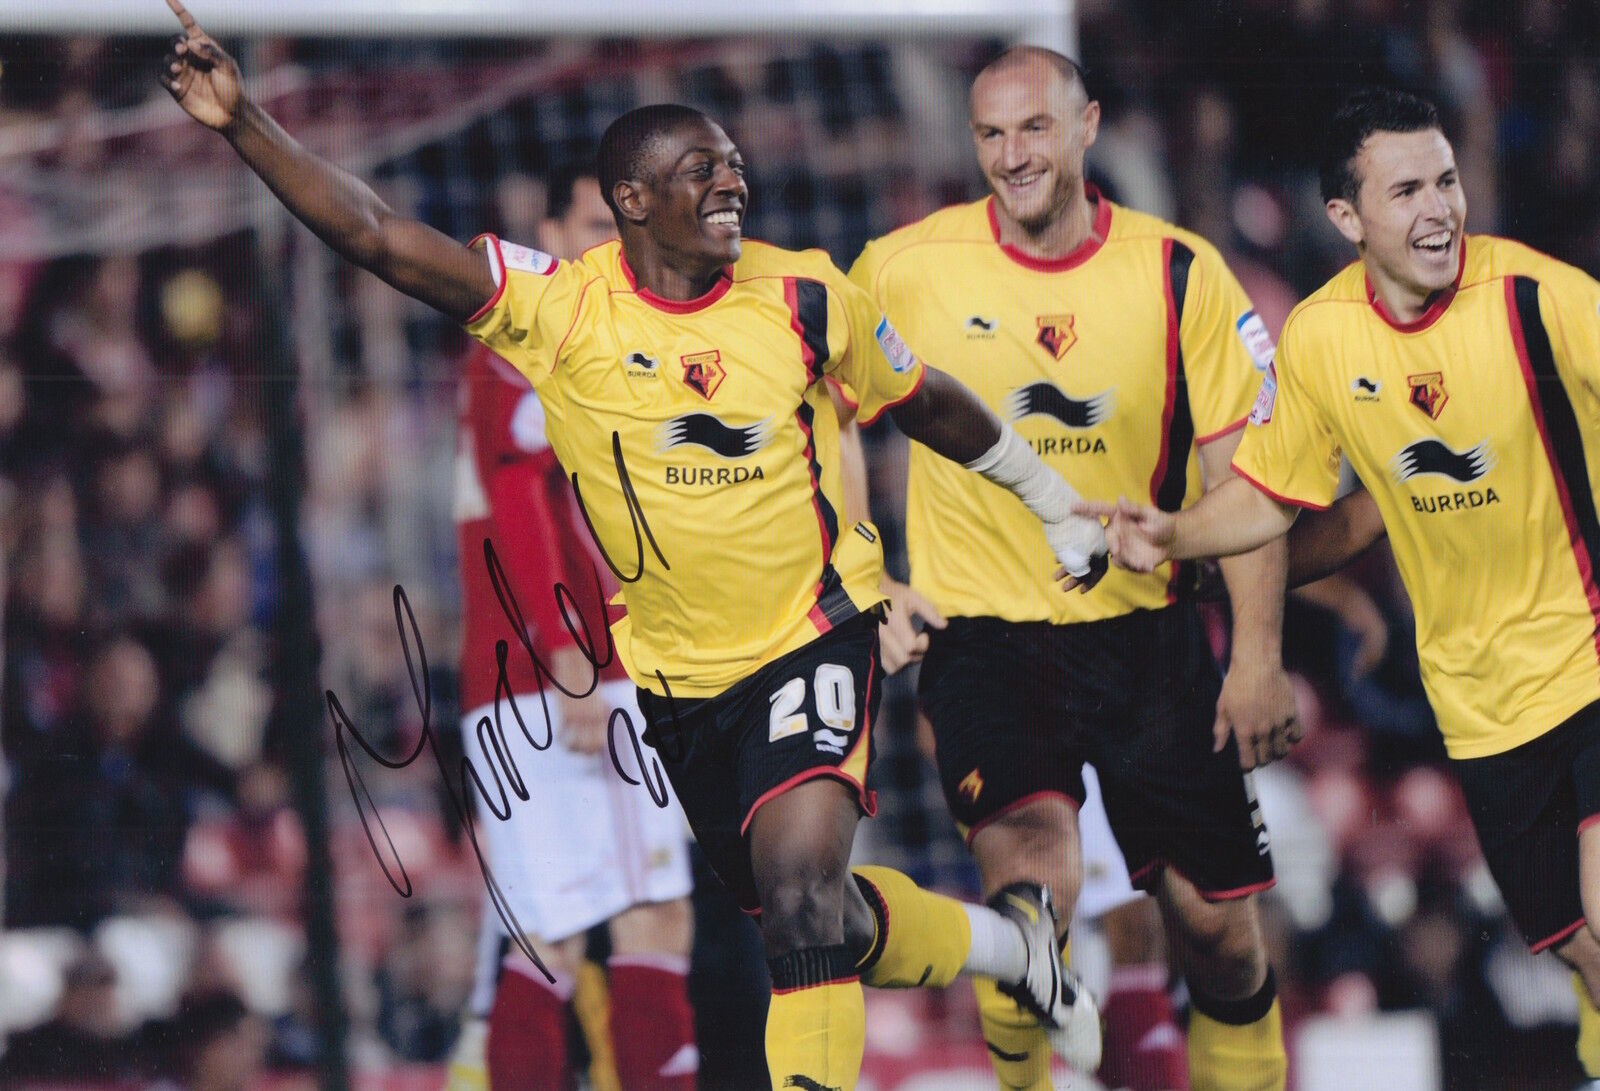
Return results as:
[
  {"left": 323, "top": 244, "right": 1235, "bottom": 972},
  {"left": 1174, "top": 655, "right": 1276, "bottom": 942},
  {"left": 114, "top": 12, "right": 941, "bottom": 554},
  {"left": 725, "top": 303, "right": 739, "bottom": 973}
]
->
[{"left": 166, "top": 0, "right": 198, "bottom": 31}]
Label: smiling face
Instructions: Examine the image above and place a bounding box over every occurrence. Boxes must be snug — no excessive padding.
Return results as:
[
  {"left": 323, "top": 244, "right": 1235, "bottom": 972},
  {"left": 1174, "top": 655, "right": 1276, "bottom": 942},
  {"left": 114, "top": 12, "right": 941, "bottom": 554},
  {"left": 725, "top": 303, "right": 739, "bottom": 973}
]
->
[
  {"left": 970, "top": 54, "right": 1098, "bottom": 234},
  {"left": 1328, "top": 128, "right": 1467, "bottom": 310},
  {"left": 629, "top": 116, "right": 748, "bottom": 269}
]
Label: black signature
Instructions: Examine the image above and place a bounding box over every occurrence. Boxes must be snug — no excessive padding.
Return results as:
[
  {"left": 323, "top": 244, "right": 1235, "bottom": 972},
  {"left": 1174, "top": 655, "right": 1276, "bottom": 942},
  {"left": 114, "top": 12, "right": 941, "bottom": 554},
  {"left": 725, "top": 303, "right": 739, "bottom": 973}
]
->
[{"left": 330, "top": 433, "right": 680, "bottom": 982}]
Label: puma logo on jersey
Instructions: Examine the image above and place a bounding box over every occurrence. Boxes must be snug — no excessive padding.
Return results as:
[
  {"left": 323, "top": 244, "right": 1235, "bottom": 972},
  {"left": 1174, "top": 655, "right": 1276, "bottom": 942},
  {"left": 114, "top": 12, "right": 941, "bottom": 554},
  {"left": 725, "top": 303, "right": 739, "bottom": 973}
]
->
[
  {"left": 1391, "top": 439, "right": 1494, "bottom": 484},
  {"left": 966, "top": 315, "right": 998, "bottom": 335},
  {"left": 657, "top": 414, "right": 774, "bottom": 458},
  {"left": 1007, "top": 382, "right": 1113, "bottom": 429},
  {"left": 1351, "top": 377, "right": 1381, "bottom": 402}
]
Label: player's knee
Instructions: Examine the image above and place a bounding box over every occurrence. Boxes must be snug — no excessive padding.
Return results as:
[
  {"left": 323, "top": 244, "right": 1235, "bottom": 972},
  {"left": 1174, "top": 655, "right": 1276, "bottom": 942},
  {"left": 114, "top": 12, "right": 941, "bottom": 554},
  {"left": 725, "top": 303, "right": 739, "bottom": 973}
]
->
[
  {"left": 1211, "top": 927, "right": 1266, "bottom": 993},
  {"left": 611, "top": 898, "right": 694, "bottom": 957},
  {"left": 972, "top": 800, "right": 1080, "bottom": 905},
  {"left": 1174, "top": 900, "right": 1265, "bottom": 996},
  {"left": 755, "top": 862, "right": 848, "bottom": 952},
  {"left": 515, "top": 932, "right": 584, "bottom": 980},
  {"left": 1103, "top": 897, "right": 1164, "bottom": 965}
]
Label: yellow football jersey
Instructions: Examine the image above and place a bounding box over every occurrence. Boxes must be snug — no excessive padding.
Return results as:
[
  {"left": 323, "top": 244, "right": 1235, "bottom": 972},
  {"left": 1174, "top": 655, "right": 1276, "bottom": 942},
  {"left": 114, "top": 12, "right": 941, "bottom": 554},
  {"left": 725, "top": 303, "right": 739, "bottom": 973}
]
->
[
  {"left": 850, "top": 193, "right": 1270, "bottom": 623},
  {"left": 466, "top": 236, "right": 924, "bottom": 697},
  {"left": 1234, "top": 235, "right": 1600, "bottom": 758}
]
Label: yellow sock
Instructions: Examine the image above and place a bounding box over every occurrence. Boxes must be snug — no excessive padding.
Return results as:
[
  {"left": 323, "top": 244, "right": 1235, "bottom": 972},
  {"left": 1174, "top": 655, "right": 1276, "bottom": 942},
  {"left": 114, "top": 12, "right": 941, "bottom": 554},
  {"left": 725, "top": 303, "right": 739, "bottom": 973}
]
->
[
  {"left": 1575, "top": 972, "right": 1600, "bottom": 1077},
  {"left": 572, "top": 959, "right": 621, "bottom": 1091},
  {"left": 974, "top": 976, "right": 1054, "bottom": 1090},
  {"left": 1188, "top": 971, "right": 1286, "bottom": 1091},
  {"left": 766, "top": 945, "right": 865, "bottom": 1091},
  {"left": 850, "top": 865, "right": 973, "bottom": 989}
]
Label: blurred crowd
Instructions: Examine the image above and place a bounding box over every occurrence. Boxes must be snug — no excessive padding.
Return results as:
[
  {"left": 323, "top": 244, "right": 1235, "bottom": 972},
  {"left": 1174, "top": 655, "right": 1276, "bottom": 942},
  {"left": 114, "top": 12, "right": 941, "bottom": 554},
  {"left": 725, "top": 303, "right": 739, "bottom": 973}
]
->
[{"left": 0, "top": 1, "right": 1598, "bottom": 1088}]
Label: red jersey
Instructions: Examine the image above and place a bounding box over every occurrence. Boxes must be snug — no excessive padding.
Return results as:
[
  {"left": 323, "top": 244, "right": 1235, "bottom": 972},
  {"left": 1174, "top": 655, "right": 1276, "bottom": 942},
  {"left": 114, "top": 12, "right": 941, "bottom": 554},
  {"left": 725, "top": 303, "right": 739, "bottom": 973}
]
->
[{"left": 454, "top": 343, "right": 625, "bottom": 713}]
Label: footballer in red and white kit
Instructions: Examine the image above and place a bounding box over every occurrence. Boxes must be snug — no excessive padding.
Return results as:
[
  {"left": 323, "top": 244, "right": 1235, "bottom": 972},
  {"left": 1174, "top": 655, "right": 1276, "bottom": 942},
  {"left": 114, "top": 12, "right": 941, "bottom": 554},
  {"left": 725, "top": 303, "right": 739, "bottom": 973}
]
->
[
  {"left": 454, "top": 341, "right": 692, "bottom": 944},
  {"left": 450, "top": 170, "right": 696, "bottom": 1091}
]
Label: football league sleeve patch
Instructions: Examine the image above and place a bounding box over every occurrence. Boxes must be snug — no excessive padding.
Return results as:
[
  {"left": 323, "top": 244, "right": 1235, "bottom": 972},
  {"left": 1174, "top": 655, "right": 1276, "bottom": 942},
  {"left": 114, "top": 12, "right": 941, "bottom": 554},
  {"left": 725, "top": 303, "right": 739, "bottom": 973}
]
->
[
  {"left": 464, "top": 233, "right": 577, "bottom": 389},
  {"left": 831, "top": 274, "right": 925, "bottom": 426},
  {"left": 1232, "top": 334, "right": 1341, "bottom": 510}
]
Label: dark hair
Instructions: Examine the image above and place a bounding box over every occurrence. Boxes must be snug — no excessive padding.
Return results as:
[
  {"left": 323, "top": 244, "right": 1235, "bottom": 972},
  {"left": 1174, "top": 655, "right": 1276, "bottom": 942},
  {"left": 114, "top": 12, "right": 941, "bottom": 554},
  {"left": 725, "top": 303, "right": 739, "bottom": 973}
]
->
[
  {"left": 546, "top": 159, "right": 599, "bottom": 222},
  {"left": 976, "top": 45, "right": 1089, "bottom": 99},
  {"left": 596, "top": 104, "right": 713, "bottom": 216},
  {"left": 1319, "top": 87, "right": 1442, "bottom": 205}
]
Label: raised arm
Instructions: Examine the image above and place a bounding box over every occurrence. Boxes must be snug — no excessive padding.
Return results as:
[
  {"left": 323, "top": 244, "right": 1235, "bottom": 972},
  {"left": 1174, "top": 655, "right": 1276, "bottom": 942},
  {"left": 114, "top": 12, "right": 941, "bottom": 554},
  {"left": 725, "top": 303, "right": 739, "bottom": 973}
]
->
[
  {"left": 1286, "top": 488, "right": 1387, "bottom": 587},
  {"left": 160, "top": 0, "right": 495, "bottom": 322}
]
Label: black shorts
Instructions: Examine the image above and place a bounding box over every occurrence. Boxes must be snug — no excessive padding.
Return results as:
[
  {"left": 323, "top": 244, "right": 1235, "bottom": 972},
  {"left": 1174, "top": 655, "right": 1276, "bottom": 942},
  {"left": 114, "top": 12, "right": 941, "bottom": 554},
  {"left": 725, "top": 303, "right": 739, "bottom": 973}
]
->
[
  {"left": 636, "top": 614, "right": 881, "bottom": 914},
  {"left": 918, "top": 607, "right": 1274, "bottom": 901},
  {"left": 1452, "top": 698, "right": 1600, "bottom": 952}
]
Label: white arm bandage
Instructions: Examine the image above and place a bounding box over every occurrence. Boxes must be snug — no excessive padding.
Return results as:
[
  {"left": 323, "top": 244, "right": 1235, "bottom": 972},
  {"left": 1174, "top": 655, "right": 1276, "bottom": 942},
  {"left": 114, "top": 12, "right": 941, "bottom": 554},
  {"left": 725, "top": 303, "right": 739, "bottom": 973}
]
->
[{"left": 965, "top": 426, "right": 1108, "bottom": 577}]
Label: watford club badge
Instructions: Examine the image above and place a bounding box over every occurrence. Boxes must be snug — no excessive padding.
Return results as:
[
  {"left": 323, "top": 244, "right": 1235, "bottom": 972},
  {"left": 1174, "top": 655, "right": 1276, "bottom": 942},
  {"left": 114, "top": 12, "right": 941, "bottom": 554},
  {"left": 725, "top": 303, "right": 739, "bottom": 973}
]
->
[
  {"left": 680, "top": 350, "right": 726, "bottom": 400},
  {"left": 1407, "top": 371, "right": 1448, "bottom": 419},
  {"left": 1036, "top": 314, "right": 1077, "bottom": 359}
]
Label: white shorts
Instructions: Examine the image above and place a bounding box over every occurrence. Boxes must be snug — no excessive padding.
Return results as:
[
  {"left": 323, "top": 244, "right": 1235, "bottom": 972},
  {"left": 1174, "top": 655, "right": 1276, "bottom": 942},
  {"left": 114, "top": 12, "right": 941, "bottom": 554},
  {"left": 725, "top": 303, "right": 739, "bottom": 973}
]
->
[
  {"left": 1074, "top": 764, "right": 1143, "bottom": 920},
  {"left": 462, "top": 680, "right": 692, "bottom": 944}
]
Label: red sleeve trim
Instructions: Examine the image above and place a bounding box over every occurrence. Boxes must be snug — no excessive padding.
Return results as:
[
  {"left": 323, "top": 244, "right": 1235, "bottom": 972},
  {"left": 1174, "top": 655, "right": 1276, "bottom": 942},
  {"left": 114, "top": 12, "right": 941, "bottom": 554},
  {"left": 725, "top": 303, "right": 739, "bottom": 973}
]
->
[
  {"left": 1196, "top": 416, "right": 1248, "bottom": 446},
  {"left": 825, "top": 375, "right": 859, "bottom": 411},
  {"left": 1230, "top": 461, "right": 1331, "bottom": 511},
  {"left": 854, "top": 363, "right": 927, "bottom": 428},
  {"left": 465, "top": 233, "right": 508, "bottom": 325}
]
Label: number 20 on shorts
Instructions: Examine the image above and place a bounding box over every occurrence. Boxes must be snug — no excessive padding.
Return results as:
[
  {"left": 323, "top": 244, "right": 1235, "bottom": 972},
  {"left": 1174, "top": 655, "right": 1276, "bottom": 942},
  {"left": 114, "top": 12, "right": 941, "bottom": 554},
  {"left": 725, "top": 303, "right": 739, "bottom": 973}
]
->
[{"left": 768, "top": 664, "right": 857, "bottom": 748}]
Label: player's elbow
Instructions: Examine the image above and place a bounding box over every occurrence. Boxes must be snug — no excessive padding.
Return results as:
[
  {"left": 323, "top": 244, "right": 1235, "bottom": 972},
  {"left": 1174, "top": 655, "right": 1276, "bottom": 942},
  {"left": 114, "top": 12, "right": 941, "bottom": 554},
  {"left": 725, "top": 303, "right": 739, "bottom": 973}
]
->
[
  {"left": 888, "top": 368, "right": 998, "bottom": 464},
  {"left": 339, "top": 198, "right": 415, "bottom": 278}
]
